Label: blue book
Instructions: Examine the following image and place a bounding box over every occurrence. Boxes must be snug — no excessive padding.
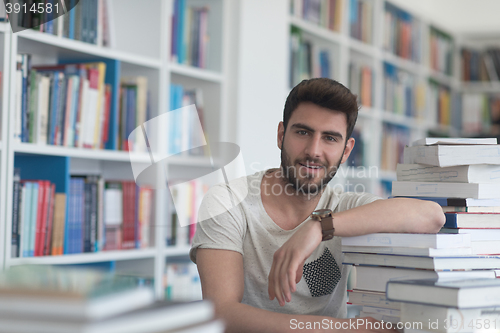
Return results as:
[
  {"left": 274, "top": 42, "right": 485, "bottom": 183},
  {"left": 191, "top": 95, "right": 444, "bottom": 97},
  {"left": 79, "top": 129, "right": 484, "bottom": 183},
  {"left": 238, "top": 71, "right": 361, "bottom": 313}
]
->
[
  {"left": 48, "top": 72, "right": 61, "bottom": 145},
  {"left": 76, "top": 178, "right": 84, "bottom": 253},
  {"left": 65, "top": 178, "right": 76, "bottom": 254},
  {"left": 29, "top": 182, "right": 39, "bottom": 257},
  {"left": 69, "top": 0, "right": 76, "bottom": 39},
  {"left": 22, "top": 182, "right": 33, "bottom": 258}
]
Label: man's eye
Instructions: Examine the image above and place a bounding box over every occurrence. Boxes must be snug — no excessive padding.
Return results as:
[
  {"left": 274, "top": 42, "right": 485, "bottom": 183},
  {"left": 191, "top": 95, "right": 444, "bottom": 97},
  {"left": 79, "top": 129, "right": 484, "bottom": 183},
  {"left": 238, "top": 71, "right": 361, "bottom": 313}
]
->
[
  {"left": 297, "top": 130, "right": 308, "bottom": 135},
  {"left": 325, "top": 136, "right": 337, "bottom": 142}
]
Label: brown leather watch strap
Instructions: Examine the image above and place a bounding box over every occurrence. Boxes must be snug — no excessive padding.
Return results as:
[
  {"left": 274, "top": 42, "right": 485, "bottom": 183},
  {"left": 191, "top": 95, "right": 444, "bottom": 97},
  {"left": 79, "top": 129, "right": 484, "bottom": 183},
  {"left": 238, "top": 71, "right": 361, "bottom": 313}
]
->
[{"left": 320, "top": 214, "right": 335, "bottom": 241}]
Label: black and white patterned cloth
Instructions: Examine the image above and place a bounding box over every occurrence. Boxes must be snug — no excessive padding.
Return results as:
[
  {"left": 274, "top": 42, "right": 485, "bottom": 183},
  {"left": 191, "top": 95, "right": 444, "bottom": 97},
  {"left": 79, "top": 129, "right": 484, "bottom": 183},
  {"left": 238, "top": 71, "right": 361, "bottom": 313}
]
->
[{"left": 303, "top": 247, "right": 341, "bottom": 297}]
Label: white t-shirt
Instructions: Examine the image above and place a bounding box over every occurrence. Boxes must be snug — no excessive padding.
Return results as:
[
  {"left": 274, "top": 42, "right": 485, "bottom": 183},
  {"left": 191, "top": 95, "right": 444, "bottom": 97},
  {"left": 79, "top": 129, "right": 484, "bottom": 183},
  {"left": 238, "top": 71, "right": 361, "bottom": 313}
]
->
[{"left": 190, "top": 169, "right": 381, "bottom": 318}]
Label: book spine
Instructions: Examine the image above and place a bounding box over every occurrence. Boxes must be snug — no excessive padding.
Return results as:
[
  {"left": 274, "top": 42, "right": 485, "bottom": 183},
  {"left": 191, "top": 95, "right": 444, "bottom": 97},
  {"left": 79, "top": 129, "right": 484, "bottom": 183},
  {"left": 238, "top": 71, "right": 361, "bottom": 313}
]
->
[
  {"left": 43, "top": 183, "right": 55, "bottom": 255},
  {"left": 11, "top": 179, "right": 21, "bottom": 258},
  {"left": 83, "top": 180, "right": 91, "bottom": 252}
]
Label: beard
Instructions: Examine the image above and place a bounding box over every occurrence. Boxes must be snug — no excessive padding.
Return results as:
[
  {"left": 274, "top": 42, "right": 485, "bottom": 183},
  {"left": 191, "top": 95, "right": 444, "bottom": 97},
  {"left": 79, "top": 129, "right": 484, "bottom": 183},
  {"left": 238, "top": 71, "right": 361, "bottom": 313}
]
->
[{"left": 280, "top": 135, "right": 344, "bottom": 196}]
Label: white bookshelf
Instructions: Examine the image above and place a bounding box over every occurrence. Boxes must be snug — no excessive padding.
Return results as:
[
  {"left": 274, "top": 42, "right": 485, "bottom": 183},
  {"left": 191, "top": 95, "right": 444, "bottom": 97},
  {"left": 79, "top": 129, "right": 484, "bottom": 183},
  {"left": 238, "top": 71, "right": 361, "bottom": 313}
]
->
[
  {"left": 288, "top": 0, "right": 462, "bottom": 197},
  {"left": 1, "top": 0, "right": 231, "bottom": 300}
]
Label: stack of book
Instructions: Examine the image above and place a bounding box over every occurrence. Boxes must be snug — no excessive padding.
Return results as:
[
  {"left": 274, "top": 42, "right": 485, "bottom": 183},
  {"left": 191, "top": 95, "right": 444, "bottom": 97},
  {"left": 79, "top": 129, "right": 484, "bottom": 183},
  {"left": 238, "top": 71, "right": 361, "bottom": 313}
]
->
[
  {"left": 386, "top": 278, "right": 500, "bottom": 333},
  {"left": 342, "top": 232, "right": 496, "bottom": 324},
  {"left": 0, "top": 265, "right": 222, "bottom": 333},
  {"left": 394, "top": 137, "right": 500, "bottom": 257},
  {"left": 343, "top": 137, "right": 500, "bottom": 322}
]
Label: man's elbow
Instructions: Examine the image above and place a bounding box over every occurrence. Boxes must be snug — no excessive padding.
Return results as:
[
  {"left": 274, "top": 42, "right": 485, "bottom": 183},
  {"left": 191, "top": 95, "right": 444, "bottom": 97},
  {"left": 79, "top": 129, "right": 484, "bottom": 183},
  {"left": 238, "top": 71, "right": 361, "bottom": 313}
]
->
[{"left": 424, "top": 201, "right": 446, "bottom": 232}]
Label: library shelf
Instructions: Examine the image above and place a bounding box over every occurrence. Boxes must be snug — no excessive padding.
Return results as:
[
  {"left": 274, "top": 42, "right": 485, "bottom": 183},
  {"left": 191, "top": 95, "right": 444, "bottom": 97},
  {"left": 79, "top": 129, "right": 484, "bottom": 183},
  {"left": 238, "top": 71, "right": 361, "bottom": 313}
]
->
[
  {"left": 7, "top": 248, "right": 157, "bottom": 266},
  {"left": 169, "top": 63, "right": 224, "bottom": 83},
  {"left": 348, "top": 38, "right": 381, "bottom": 59},
  {"left": 358, "top": 107, "right": 379, "bottom": 119},
  {"left": 460, "top": 82, "right": 500, "bottom": 93},
  {"left": 380, "top": 111, "right": 426, "bottom": 130},
  {"left": 16, "top": 30, "right": 162, "bottom": 69},
  {"left": 289, "top": 15, "right": 344, "bottom": 45},
  {"left": 168, "top": 155, "right": 214, "bottom": 167},
  {"left": 163, "top": 246, "right": 191, "bottom": 257},
  {"left": 12, "top": 142, "right": 152, "bottom": 163},
  {"left": 382, "top": 51, "right": 423, "bottom": 76},
  {"left": 0, "top": 22, "right": 9, "bottom": 33},
  {"left": 428, "top": 69, "right": 456, "bottom": 88}
]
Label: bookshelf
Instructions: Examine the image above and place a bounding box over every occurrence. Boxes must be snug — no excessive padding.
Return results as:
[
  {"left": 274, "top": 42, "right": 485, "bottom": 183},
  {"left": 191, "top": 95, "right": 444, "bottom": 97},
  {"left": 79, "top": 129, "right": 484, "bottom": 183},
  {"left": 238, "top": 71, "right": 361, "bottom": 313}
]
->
[
  {"left": 288, "top": 0, "right": 466, "bottom": 197},
  {"left": 0, "top": 0, "right": 230, "bottom": 300}
]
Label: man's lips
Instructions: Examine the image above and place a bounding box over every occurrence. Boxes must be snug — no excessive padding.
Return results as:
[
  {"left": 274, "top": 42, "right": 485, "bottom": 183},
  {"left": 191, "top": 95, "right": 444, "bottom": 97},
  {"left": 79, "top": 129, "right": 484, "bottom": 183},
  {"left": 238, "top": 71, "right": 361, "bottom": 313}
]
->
[{"left": 299, "top": 163, "right": 324, "bottom": 169}]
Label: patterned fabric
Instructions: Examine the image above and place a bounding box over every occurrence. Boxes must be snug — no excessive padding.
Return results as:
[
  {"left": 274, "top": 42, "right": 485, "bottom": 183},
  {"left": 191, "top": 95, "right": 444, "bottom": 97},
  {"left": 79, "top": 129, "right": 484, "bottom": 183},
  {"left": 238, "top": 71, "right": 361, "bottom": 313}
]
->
[{"left": 303, "top": 247, "right": 341, "bottom": 297}]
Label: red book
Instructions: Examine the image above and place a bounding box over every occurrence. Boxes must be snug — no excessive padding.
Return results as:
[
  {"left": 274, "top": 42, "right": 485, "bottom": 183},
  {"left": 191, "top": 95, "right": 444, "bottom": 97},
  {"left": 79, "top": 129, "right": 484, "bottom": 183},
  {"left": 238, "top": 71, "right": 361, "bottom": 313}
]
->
[
  {"left": 44, "top": 184, "right": 56, "bottom": 256},
  {"left": 121, "top": 181, "right": 136, "bottom": 249},
  {"left": 35, "top": 180, "right": 49, "bottom": 256}
]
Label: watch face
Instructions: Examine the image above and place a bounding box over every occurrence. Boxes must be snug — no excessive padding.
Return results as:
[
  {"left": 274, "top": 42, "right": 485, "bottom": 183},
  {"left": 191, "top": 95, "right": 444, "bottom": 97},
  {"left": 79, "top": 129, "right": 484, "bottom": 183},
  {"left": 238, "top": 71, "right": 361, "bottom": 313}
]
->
[{"left": 311, "top": 209, "right": 332, "bottom": 219}]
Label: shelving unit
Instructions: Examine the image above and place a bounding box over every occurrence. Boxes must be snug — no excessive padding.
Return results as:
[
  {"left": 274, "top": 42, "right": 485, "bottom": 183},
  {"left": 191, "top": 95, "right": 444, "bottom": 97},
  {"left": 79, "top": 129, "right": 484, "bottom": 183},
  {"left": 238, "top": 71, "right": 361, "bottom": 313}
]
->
[
  {"left": 288, "top": 0, "right": 464, "bottom": 197},
  {"left": 0, "top": 0, "right": 231, "bottom": 300}
]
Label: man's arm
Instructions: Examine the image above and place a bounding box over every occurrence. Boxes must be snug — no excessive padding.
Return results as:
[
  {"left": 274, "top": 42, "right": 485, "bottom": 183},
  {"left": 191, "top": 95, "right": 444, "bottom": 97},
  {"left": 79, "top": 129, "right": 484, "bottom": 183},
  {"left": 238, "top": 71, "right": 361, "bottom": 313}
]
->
[
  {"left": 268, "top": 198, "right": 445, "bottom": 307},
  {"left": 197, "top": 248, "right": 396, "bottom": 333}
]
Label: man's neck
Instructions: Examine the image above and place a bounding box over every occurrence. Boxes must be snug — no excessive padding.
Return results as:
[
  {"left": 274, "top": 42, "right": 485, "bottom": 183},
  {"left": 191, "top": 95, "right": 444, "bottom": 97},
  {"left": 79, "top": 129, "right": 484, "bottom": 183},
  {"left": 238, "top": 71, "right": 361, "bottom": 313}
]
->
[{"left": 260, "top": 169, "right": 323, "bottom": 230}]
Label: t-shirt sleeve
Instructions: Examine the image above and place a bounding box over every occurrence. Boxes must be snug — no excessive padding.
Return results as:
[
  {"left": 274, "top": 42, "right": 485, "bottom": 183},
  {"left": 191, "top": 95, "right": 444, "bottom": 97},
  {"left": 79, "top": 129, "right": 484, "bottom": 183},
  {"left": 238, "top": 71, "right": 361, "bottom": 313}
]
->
[
  {"left": 334, "top": 191, "right": 382, "bottom": 213},
  {"left": 189, "top": 184, "right": 247, "bottom": 264}
]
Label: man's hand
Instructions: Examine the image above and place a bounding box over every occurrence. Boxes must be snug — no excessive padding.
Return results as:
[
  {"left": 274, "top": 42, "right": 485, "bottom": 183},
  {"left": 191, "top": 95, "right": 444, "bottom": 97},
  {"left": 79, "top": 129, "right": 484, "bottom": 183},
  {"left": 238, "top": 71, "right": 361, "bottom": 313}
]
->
[{"left": 268, "top": 219, "right": 322, "bottom": 306}]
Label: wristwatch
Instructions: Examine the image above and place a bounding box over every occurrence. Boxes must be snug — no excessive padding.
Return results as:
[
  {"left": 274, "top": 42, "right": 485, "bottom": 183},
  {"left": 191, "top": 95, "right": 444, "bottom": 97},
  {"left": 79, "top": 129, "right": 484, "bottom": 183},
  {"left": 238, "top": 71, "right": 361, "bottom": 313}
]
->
[{"left": 310, "top": 209, "right": 335, "bottom": 241}]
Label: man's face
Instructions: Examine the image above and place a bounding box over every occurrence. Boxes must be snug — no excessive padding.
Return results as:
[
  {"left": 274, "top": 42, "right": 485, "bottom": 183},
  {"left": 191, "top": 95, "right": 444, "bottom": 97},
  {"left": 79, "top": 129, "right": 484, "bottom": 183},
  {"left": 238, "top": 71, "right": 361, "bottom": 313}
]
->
[{"left": 277, "top": 102, "right": 355, "bottom": 195}]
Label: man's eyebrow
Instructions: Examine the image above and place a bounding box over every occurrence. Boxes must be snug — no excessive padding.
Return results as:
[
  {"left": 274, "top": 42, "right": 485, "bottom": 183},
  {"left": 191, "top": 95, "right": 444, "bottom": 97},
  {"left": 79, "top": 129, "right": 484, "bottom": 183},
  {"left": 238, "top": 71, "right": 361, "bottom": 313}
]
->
[{"left": 290, "top": 123, "right": 344, "bottom": 140}]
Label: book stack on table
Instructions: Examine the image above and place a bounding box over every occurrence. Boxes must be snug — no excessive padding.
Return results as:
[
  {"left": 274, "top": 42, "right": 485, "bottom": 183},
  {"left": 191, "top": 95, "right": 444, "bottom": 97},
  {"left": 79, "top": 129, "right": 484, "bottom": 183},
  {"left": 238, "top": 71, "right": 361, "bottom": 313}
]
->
[
  {"left": 342, "top": 137, "right": 500, "bottom": 325},
  {"left": 386, "top": 278, "right": 500, "bottom": 333},
  {"left": 394, "top": 137, "right": 500, "bottom": 258},
  {"left": 0, "top": 266, "right": 223, "bottom": 333},
  {"left": 341, "top": 232, "right": 497, "bottom": 324}
]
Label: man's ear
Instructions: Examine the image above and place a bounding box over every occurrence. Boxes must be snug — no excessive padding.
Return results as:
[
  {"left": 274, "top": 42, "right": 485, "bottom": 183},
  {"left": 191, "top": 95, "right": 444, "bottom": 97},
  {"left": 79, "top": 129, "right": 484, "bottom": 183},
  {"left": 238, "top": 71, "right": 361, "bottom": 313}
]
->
[
  {"left": 340, "top": 137, "right": 355, "bottom": 164},
  {"left": 277, "top": 121, "right": 285, "bottom": 150}
]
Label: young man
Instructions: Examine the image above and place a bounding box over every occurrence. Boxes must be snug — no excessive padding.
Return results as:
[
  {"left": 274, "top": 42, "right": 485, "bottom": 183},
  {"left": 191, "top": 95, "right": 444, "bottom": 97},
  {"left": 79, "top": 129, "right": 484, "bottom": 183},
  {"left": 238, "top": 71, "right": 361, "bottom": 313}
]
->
[{"left": 190, "top": 78, "right": 445, "bottom": 333}]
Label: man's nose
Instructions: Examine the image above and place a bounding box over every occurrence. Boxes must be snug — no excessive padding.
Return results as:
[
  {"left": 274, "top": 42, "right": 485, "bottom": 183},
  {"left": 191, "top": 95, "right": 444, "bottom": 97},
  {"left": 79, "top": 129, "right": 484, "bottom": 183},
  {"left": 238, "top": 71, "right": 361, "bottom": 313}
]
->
[{"left": 304, "top": 135, "right": 321, "bottom": 158}]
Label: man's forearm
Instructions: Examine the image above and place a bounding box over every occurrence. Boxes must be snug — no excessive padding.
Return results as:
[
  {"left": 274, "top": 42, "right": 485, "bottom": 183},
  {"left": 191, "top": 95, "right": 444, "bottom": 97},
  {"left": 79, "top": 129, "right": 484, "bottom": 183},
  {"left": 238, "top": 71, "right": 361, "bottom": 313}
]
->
[
  {"left": 216, "top": 301, "right": 337, "bottom": 333},
  {"left": 333, "top": 198, "right": 445, "bottom": 237}
]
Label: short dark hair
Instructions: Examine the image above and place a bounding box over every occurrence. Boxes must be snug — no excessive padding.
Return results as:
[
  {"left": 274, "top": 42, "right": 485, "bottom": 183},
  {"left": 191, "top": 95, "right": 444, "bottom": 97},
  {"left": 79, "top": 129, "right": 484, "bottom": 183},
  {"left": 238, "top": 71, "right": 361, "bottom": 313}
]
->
[{"left": 283, "top": 78, "right": 359, "bottom": 139}]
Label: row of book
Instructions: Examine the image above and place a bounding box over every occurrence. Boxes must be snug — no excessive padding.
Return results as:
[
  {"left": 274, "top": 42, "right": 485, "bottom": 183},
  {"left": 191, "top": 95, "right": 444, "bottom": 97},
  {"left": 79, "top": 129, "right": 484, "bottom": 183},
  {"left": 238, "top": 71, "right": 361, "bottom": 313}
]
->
[
  {"left": 0, "top": 266, "right": 222, "bottom": 333},
  {"left": 429, "top": 27, "right": 454, "bottom": 76},
  {"left": 164, "top": 262, "right": 202, "bottom": 301},
  {"left": 290, "top": 0, "right": 343, "bottom": 32},
  {"left": 14, "top": 54, "right": 157, "bottom": 152},
  {"left": 349, "top": 62, "right": 373, "bottom": 107},
  {"left": 167, "top": 180, "right": 208, "bottom": 247},
  {"left": 119, "top": 77, "right": 152, "bottom": 152},
  {"left": 289, "top": 27, "right": 332, "bottom": 88},
  {"left": 461, "top": 92, "right": 500, "bottom": 135},
  {"left": 19, "top": 0, "right": 114, "bottom": 47},
  {"left": 349, "top": 0, "right": 373, "bottom": 44},
  {"left": 383, "top": 2, "right": 421, "bottom": 63},
  {"left": 383, "top": 62, "right": 426, "bottom": 118},
  {"left": 461, "top": 47, "right": 500, "bottom": 82},
  {"left": 169, "top": 84, "right": 207, "bottom": 156},
  {"left": 170, "top": 0, "right": 210, "bottom": 68},
  {"left": 427, "top": 79, "right": 453, "bottom": 127},
  {"left": 11, "top": 172, "right": 154, "bottom": 257},
  {"left": 380, "top": 124, "right": 410, "bottom": 172}
]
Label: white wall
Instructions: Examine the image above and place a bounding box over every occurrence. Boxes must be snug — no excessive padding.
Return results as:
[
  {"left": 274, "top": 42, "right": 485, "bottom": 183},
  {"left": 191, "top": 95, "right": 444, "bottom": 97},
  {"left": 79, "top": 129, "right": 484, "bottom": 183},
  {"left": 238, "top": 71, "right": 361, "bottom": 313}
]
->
[{"left": 235, "top": 0, "right": 289, "bottom": 175}]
